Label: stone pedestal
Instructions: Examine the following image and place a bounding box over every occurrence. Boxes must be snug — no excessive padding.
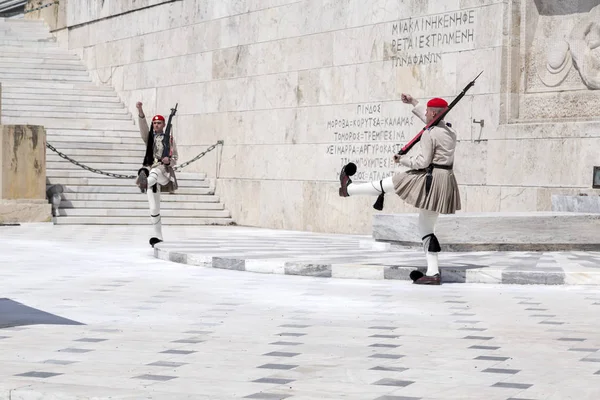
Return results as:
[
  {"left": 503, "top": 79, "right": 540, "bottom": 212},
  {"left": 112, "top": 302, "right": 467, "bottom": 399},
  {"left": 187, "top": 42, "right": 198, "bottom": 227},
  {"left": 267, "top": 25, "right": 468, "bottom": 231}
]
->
[
  {"left": 372, "top": 212, "right": 600, "bottom": 251},
  {"left": 551, "top": 195, "right": 600, "bottom": 213},
  {"left": 0, "top": 125, "right": 52, "bottom": 223}
]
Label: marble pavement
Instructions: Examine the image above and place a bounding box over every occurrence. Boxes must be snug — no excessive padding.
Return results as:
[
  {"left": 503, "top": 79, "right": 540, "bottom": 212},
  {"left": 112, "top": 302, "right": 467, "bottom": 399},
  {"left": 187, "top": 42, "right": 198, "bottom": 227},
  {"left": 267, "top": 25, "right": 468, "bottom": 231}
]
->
[{"left": 1, "top": 223, "right": 600, "bottom": 399}]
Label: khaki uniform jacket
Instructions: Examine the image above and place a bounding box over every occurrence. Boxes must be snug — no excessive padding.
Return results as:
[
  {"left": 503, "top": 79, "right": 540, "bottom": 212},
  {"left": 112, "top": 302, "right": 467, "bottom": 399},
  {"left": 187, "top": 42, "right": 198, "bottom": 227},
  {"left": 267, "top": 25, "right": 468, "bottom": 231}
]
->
[
  {"left": 138, "top": 115, "right": 179, "bottom": 193},
  {"left": 398, "top": 103, "right": 457, "bottom": 170}
]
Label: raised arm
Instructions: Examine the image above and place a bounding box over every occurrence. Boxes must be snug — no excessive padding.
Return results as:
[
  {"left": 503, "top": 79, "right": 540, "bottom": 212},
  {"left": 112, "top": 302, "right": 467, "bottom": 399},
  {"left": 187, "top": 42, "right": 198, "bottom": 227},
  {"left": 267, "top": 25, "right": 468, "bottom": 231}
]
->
[{"left": 136, "top": 101, "right": 150, "bottom": 144}]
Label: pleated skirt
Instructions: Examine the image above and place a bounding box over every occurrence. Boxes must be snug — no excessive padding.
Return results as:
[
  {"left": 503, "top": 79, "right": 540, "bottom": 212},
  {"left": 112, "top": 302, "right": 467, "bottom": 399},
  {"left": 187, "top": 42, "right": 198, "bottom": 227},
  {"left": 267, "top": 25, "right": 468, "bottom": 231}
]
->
[{"left": 392, "top": 168, "right": 461, "bottom": 214}]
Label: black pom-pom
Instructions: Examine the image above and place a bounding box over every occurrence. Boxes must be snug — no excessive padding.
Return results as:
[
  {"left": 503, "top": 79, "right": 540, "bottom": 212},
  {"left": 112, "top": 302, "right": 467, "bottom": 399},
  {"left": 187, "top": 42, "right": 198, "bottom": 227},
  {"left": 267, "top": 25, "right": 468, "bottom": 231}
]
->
[
  {"left": 344, "top": 162, "right": 357, "bottom": 176},
  {"left": 373, "top": 193, "right": 384, "bottom": 210},
  {"left": 150, "top": 237, "right": 163, "bottom": 247},
  {"left": 410, "top": 270, "right": 424, "bottom": 282}
]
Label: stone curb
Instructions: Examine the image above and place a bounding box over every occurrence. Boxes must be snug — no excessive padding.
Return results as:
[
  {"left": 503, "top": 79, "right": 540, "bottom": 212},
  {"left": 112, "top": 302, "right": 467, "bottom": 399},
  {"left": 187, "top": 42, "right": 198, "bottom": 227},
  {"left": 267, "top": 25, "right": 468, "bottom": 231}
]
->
[{"left": 154, "top": 248, "right": 600, "bottom": 286}]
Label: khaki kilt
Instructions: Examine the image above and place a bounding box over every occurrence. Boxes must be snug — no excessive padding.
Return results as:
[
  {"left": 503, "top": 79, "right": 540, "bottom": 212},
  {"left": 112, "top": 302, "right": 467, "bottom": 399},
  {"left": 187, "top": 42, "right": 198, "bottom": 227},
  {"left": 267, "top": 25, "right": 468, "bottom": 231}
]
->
[{"left": 392, "top": 166, "right": 461, "bottom": 214}]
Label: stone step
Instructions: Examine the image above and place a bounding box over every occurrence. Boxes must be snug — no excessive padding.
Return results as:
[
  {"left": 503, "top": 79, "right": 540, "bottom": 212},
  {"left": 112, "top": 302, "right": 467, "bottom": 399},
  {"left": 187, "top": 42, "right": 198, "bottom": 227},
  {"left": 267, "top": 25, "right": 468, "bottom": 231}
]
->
[
  {"left": 60, "top": 185, "right": 214, "bottom": 195},
  {"left": 4, "top": 86, "right": 116, "bottom": 96},
  {"left": 5, "top": 98, "right": 124, "bottom": 108},
  {"left": 53, "top": 216, "right": 234, "bottom": 225},
  {"left": 1, "top": 80, "right": 110, "bottom": 90},
  {"left": 0, "top": 51, "right": 80, "bottom": 61},
  {"left": 46, "top": 129, "right": 139, "bottom": 138},
  {"left": 3, "top": 117, "right": 135, "bottom": 130},
  {"left": 47, "top": 169, "right": 207, "bottom": 180},
  {"left": 4, "top": 93, "right": 121, "bottom": 103},
  {"left": 0, "top": 66, "right": 89, "bottom": 76},
  {"left": 47, "top": 177, "right": 210, "bottom": 187},
  {"left": 0, "top": 39, "right": 57, "bottom": 47},
  {"left": 46, "top": 153, "right": 141, "bottom": 163},
  {"left": 45, "top": 135, "right": 139, "bottom": 144},
  {"left": 58, "top": 208, "right": 230, "bottom": 218},
  {"left": 0, "top": 72, "right": 90, "bottom": 81},
  {"left": 60, "top": 200, "right": 224, "bottom": 210},
  {"left": 3, "top": 110, "right": 131, "bottom": 119},
  {"left": 45, "top": 148, "right": 143, "bottom": 157},
  {"left": 60, "top": 192, "right": 219, "bottom": 202},
  {"left": 0, "top": 60, "right": 85, "bottom": 70},
  {"left": 46, "top": 161, "right": 143, "bottom": 172},
  {"left": 46, "top": 141, "right": 143, "bottom": 150},
  {"left": 3, "top": 104, "right": 129, "bottom": 114}
]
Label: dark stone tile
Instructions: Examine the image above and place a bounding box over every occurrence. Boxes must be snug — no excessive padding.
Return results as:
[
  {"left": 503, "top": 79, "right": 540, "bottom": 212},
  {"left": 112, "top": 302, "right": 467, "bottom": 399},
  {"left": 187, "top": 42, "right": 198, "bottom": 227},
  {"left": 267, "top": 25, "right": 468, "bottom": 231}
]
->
[
  {"left": 43, "top": 359, "right": 77, "bottom": 365},
  {"left": 482, "top": 368, "right": 520, "bottom": 374},
  {"left": 57, "top": 348, "right": 93, "bottom": 353},
  {"left": 595, "top": 370, "right": 600, "bottom": 375},
  {"left": 374, "top": 396, "right": 421, "bottom": 400},
  {"left": 147, "top": 361, "right": 188, "bottom": 367},
  {"left": 459, "top": 328, "right": 487, "bottom": 331},
  {"left": 372, "top": 378, "right": 414, "bottom": 387},
  {"left": 171, "top": 338, "right": 205, "bottom": 344},
  {"left": 244, "top": 393, "right": 291, "bottom": 399},
  {"left": 279, "top": 324, "right": 310, "bottom": 328},
  {"left": 463, "top": 336, "right": 493, "bottom": 340},
  {"left": 370, "top": 366, "right": 409, "bottom": 372},
  {"left": 257, "top": 363, "right": 298, "bottom": 370},
  {"left": 445, "top": 300, "right": 468, "bottom": 304},
  {"left": 263, "top": 351, "right": 299, "bottom": 357},
  {"left": 0, "top": 298, "right": 83, "bottom": 329},
  {"left": 370, "top": 334, "right": 400, "bottom": 339},
  {"left": 557, "top": 338, "right": 586, "bottom": 342},
  {"left": 569, "top": 348, "right": 599, "bottom": 352},
  {"left": 370, "top": 343, "right": 400, "bottom": 348},
  {"left": 454, "top": 320, "right": 481, "bottom": 324},
  {"left": 369, "top": 353, "right": 404, "bottom": 359},
  {"left": 0, "top": 336, "right": 9, "bottom": 339},
  {"left": 74, "top": 338, "right": 107, "bottom": 343},
  {"left": 277, "top": 332, "right": 306, "bottom": 337},
  {"left": 252, "top": 377, "right": 295, "bottom": 384},
  {"left": 133, "top": 374, "right": 177, "bottom": 381},
  {"left": 539, "top": 321, "right": 565, "bottom": 325},
  {"left": 160, "top": 349, "right": 197, "bottom": 355},
  {"left": 580, "top": 357, "right": 600, "bottom": 362},
  {"left": 15, "top": 371, "right": 63, "bottom": 378},
  {"left": 369, "top": 326, "right": 397, "bottom": 330},
  {"left": 530, "top": 314, "right": 556, "bottom": 317},
  {"left": 183, "top": 330, "right": 212, "bottom": 334},
  {"left": 469, "top": 345, "right": 500, "bottom": 350},
  {"left": 90, "top": 328, "right": 120, "bottom": 333},
  {"left": 269, "top": 341, "right": 302, "bottom": 346},
  {"left": 452, "top": 313, "right": 476, "bottom": 316},
  {"left": 492, "top": 382, "right": 533, "bottom": 389},
  {"left": 475, "top": 356, "right": 510, "bottom": 361},
  {"left": 525, "top": 308, "right": 547, "bottom": 311},
  {"left": 518, "top": 302, "right": 541, "bottom": 305}
]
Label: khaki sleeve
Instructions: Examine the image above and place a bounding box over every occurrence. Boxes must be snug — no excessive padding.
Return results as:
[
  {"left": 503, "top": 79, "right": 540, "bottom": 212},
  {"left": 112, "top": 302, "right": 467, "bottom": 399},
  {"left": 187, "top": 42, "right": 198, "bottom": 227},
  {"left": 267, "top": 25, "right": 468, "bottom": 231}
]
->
[
  {"left": 399, "top": 129, "right": 434, "bottom": 170},
  {"left": 411, "top": 103, "right": 428, "bottom": 124},
  {"left": 170, "top": 134, "right": 178, "bottom": 165},
  {"left": 139, "top": 115, "right": 150, "bottom": 144}
]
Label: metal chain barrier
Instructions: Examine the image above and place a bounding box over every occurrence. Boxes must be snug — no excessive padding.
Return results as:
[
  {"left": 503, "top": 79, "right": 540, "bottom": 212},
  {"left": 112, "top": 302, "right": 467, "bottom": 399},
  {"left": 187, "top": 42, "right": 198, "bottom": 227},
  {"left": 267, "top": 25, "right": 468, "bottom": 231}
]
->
[
  {"left": 24, "top": 1, "right": 59, "bottom": 14},
  {"left": 45, "top": 140, "right": 224, "bottom": 179}
]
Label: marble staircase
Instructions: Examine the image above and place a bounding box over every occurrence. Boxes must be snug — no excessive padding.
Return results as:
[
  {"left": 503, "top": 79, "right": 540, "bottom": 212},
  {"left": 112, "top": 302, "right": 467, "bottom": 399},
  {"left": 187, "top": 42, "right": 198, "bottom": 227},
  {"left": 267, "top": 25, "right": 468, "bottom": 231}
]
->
[{"left": 0, "top": 18, "right": 233, "bottom": 225}]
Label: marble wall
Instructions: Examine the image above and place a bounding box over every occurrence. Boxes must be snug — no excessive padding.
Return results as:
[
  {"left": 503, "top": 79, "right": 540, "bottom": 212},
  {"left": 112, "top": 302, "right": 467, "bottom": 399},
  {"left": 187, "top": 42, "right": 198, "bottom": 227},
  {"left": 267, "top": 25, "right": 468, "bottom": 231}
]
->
[{"left": 37, "top": 0, "right": 600, "bottom": 234}]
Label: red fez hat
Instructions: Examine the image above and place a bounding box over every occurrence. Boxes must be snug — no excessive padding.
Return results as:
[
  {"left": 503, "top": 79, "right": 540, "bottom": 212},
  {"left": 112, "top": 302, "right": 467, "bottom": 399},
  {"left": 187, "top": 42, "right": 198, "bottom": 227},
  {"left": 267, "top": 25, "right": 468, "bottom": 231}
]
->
[
  {"left": 427, "top": 98, "right": 448, "bottom": 108},
  {"left": 152, "top": 115, "right": 165, "bottom": 122}
]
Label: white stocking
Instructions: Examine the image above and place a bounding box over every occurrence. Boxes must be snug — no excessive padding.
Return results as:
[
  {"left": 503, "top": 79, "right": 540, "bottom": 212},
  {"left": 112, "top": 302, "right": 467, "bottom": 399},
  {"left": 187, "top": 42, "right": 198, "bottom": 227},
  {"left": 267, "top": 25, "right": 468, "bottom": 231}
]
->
[
  {"left": 147, "top": 189, "right": 163, "bottom": 240},
  {"left": 418, "top": 209, "right": 440, "bottom": 276},
  {"left": 347, "top": 176, "right": 394, "bottom": 196}
]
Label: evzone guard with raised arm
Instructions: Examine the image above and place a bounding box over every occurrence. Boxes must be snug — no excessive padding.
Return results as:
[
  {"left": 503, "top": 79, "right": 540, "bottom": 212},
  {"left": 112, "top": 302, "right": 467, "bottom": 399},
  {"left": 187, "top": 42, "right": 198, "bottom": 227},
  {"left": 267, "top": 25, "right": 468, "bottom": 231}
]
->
[
  {"left": 338, "top": 94, "right": 463, "bottom": 285},
  {"left": 135, "top": 101, "right": 179, "bottom": 248}
]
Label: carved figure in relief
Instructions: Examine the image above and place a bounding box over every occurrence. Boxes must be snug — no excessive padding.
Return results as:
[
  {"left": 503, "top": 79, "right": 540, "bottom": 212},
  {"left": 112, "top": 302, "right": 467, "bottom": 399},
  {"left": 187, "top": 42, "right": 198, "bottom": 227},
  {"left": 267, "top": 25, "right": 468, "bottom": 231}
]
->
[
  {"left": 338, "top": 95, "right": 461, "bottom": 286},
  {"left": 537, "top": 4, "right": 600, "bottom": 89}
]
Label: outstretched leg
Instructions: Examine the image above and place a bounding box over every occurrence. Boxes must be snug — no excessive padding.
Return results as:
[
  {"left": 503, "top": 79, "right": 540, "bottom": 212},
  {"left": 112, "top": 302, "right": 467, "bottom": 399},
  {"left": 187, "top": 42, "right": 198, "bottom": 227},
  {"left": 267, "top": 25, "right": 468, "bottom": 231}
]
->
[
  {"left": 339, "top": 162, "right": 394, "bottom": 196},
  {"left": 413, "top": 209, "right": 441, "bottom": 285}
]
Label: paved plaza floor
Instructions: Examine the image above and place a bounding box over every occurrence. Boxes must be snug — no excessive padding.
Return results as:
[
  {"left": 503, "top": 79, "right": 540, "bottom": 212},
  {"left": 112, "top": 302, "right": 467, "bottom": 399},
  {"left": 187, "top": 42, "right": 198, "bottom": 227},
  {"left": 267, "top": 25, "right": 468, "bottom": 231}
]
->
[{"left": 1, "top": 224, "right": 600, "bottom": 399}]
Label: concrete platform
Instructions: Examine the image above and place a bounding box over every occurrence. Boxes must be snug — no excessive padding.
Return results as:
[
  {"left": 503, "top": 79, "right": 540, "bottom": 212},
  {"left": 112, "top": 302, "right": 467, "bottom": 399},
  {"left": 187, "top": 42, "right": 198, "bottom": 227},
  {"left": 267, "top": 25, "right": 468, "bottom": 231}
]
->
[
  {"left": 372, "top": 212, "right": 600, "bottom": 252},
  {"left": 152, "top": 226, "right": 600, "bottom": 286}
]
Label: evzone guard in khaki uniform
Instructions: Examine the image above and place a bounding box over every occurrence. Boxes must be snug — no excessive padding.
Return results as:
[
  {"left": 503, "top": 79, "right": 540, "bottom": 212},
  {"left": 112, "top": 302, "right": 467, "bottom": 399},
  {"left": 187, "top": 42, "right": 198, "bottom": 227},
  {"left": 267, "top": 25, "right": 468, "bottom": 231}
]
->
[
  {"left": 134, "top": 101, "right": 179, "bottom": 248},
  {"left": 338, "top": 94, "right": 461, "bottom": 285}
]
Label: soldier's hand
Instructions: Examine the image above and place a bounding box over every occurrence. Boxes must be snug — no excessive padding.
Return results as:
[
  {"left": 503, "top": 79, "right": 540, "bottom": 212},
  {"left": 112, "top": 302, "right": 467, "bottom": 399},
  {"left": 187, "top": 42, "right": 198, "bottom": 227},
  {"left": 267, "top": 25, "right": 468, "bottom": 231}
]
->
[
  {"left": 136, "top": 101, "right": 143, "bottom": 110},
  {"left": 162, "top": 157, "right": 170, "bottom": 165},
  {"left": 401, "top": 94, "right": 413, "bottom": 104},
  {"left": 393, "top": 154, "right": 401, "bottom": 163}
]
